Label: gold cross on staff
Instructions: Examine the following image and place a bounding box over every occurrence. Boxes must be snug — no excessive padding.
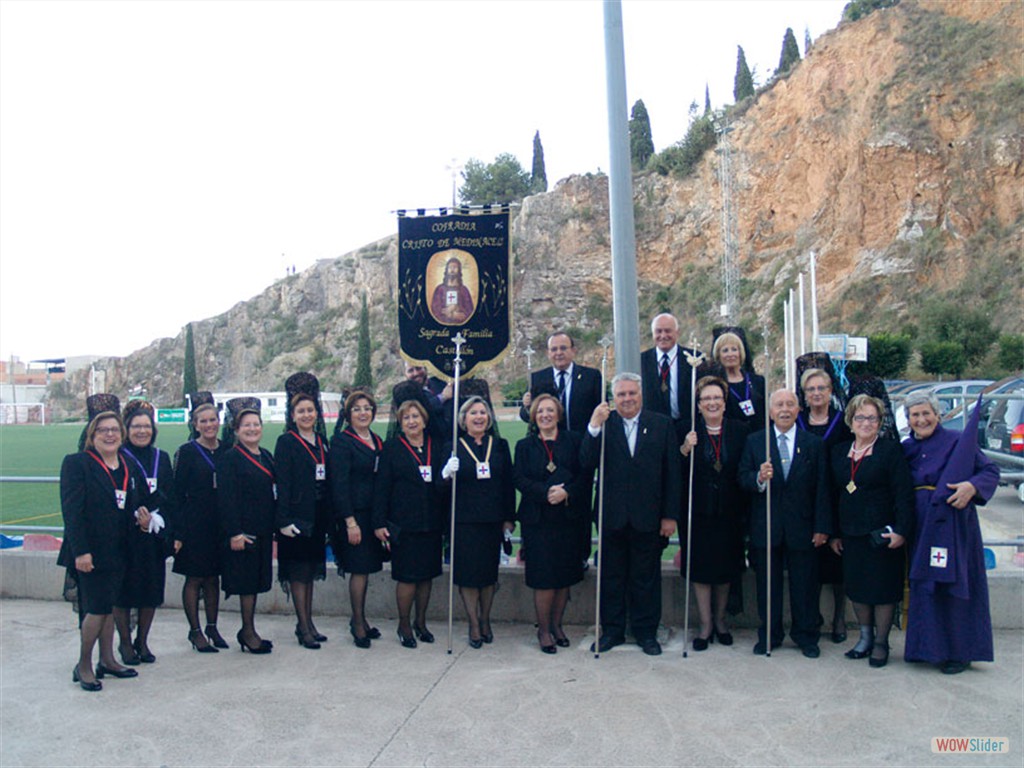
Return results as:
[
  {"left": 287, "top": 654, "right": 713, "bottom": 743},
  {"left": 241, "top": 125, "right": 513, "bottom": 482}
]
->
[{"left": 683, "top": 333, "right": 705, "bottom": 368}]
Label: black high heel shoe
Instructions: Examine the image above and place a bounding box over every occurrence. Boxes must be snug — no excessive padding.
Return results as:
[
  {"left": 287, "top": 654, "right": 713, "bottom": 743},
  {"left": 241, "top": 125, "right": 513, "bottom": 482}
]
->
[
  {"left": 553, "top": 627, "right": 570, "bottom": 648},
  {"left": 713, "top": 628, "right": 733, "bottom": 646},
  {"left": 845, "top": 643, "right": 873, "bottom": 659},
  {"left": 96, "top": 663, "right": 138, "bottom": 679},
  {"left": 205, "top": 624, "right": 230, "bottom": 649},
  {"left": 118, "top": 644, "right": 141, "bottom": 666},
  {"left": 72, "top": 665, "right": 102, "bottom": 692},
  {"left": 133, "top": 638, "right": 156, "bottom": 664},
  {"left": 468, "top": 628, "right": 483, "bottom": 650},
  {"left": 412, "top": 624, "right": 435, "bottom": 644},
  {"left": 188, "top": 628, "right": 218, "bottom": 653},
  {"left": 237, "top": 630, "right": 272, "bottom": 654},
  {"left": 397, "top": 629, "right": 417, "bottom": 649},
  {"left": 364, "top": 625, "right": 382, "bottom": 640},
  {"left": 869, "top": 642, "right": 890, "bottom": 668},
  {"left": 480, "top": 623, "right": 494, "bottom": 644},
  {"left": 310, "top": 625, "right": 328, "bottom": 643},
  {"left": 349, "top": 622, "right": 371, "bottom": 649},
  {"left": 537, "top": 630, "right": 556, "bottom": 655}
]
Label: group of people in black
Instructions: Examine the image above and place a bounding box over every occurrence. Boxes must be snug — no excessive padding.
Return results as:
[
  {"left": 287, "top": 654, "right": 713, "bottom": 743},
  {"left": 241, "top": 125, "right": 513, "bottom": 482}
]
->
[{"left": 59, "top": 312, "right": 999, "bottom": 691}]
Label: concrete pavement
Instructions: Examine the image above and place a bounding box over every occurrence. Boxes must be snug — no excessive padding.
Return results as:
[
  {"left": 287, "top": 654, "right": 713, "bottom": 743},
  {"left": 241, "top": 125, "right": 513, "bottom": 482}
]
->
[{"left": 1, "top": 598, "right": 1021, "bottom": 767}]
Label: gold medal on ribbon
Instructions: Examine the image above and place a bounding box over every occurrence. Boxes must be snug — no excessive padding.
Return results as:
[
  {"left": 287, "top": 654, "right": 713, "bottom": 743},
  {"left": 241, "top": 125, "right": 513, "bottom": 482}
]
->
[
  {"left": 846, "top": 480, "right": 857, "bottom": 494},
  {"left": 546, "top": 461, "right": 556, "bottom": 473}
]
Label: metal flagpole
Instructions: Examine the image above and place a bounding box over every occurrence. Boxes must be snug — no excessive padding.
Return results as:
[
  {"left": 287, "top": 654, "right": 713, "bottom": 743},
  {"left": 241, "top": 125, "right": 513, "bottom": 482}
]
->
[
  {"left": 762, "top": 328, "right": 773, "bottom": 658},
  {"left": 445, "top": 332, "right": 465, "bottom": 654},
  {"left": 593, "top": 336, "right": 613, "bottom": 658},
  {"left": 681, "top": 336, "right": 705, "bottom": 658}
]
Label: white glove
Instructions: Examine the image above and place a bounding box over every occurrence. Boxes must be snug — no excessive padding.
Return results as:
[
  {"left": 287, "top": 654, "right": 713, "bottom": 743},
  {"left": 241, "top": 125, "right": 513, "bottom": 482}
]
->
[
  {"left": 442, "top": 457, "right": 460, "bottom": 480},
  {"left": 147, "top": 510, "right": 166, "bottom": 535},
  {"left": 279, "top": 524, "right": 301, "bottom": 538}
]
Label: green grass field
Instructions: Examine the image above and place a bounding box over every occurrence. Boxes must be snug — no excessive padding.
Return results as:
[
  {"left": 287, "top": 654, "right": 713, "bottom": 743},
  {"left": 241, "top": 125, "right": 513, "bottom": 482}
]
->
[{"left": 0, "top": 421, "right": 530, "bottom": 532}]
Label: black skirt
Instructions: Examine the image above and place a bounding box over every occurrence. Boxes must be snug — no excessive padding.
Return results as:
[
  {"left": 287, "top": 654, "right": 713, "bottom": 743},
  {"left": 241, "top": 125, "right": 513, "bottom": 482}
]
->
[
  {"left": 818, "top": 542, "right": 844, "bottom": 585},
  {"left": 452, "top": 522, "right": 502, "bottom": 588},
  {"left": 75, "top": 567, "right": 124, "bottom": 616},
  {"left": 117, "top": 528, "right": 168, "bottom": 608},
  {"left": 522, "top": 521, "right": 583, "bottom": 590},
  {"left": 277, "top": 496, "right": 330, "bottom": 584},
  {"left": 222, "top": 537, "right": 274, "bottom": 597},
  {"left": 842, "top": 534, "right": 906, "bottom": 605},
  {"left": 681, "top": 512, "right": 744, "bottom": 585},
  {"left": 338, "top": 507, "right": 384, "bottom": 576},
  {"left": 172, "top": 506, "right": 221, "bottom": 578},
  {"left": 390, "top": 530, "right": 442, "bottom": 584}
]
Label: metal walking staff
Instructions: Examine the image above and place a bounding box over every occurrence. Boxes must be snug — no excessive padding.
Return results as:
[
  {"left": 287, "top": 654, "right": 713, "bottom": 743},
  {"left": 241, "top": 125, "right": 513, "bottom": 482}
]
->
[
  {"left": 681, "top": 335, "right": 705, "bottom": 658},
  {"left": 593, "top": 336, "right": 613, "bottom": 659},
  {"left": 762, "top": 328, "right": 773, "bottom": 658},
  {"left": 445, "top": 332, "right": 466, "bottom": 654}
]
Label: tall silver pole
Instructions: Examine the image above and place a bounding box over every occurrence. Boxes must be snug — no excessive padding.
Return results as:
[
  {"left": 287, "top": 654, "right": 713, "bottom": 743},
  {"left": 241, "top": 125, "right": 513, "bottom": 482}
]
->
[
  {"left": 763, "top": 329, "right": 773, "bottom": 658},
  {"left": 445, "top": 332, "right": 465, "bottom": 654},
  {"left": 593, "top": 336, "right": 613, "bottom": 658},
  {"left": 798, "top": 273, "right": 807, "bottom": 356},
  {"left": 681, "top": 336, "right": 705, "bottom": 658},
  {"left": 782, "top": 300, "right": 791, "bottom": 391},
  {"left": 603, "top": 0, "right": 640, "bottom": 374},
  {"left": 809, "top": 252, "right": 820, "bottom": 351}
]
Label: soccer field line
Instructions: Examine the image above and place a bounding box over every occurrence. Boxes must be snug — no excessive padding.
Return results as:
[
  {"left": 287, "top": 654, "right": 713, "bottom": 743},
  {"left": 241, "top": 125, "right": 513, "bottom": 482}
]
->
[{"left": 2, "top": 511, "right": 61, "bottom": 526}]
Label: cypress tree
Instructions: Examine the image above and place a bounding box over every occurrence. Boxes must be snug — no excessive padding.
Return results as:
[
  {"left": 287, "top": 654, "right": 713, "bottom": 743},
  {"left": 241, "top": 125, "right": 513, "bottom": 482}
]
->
[
  {"left": 530, "top": 130, "right": 547, "bottom": 193},
  {"left": 704, "top": 84, "right": 711, "bottom": 115},
  {"left": 804, "top": 26, "right": 812, "bottom": 55},
  {"left": 777, "top": 27, "right": 801, "bottom": 75},
  {"left": 182, "top": 323, "right": 198, "bottom": 405},
  {"left": 733, "top": 46, "right": 754, "bottom": 101},
  {"left": 628, "top": 99, "right": 654, "bottom": 170},
  {"left": 354, "top": 294, "right": 373, "bottom": 388}
]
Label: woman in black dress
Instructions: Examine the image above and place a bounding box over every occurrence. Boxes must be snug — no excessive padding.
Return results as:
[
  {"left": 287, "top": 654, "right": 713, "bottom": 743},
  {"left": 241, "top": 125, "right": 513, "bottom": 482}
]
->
[
  {"left": 59, "top": 395, "right": 148, "bottom": 691},
  {"left": 797, "top": 365, "right": 853, "bottom": 644},
  {"left": 829, "top": 394, "right": 914, "bottom": 668},
  {"left": 513, "top": 393, "right": 588, "bottom": 654},
  {"left": 217, "top": 398, "right": 275, "bottom": 654},
  {"left": 274, "top": 373, "right": 332, "bottom": 650},
  {"left": 711, "top": 330, "right": 765, "bottom": 427},
  {"left": 113, "top": 400, "right": 175, "bottom": 665},
  {"left": 330, "top": 391, "right": 384, "bottom": 648},
  {"left": 679, "top": 376, "right": 748, "bottom": 650},
  {"left": 441, "top": 395, "right": 515, "bottom": 648},
  {"left": 172, "top": 393, "right": 228, "bottom": 652},
  {"left": 373, "top": 399, "right": 444, "bottom": 648}
]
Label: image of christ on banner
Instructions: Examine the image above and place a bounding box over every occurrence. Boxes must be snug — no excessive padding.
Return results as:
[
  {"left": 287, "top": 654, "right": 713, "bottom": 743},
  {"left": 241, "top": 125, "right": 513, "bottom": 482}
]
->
[{"left": 398, "top": 210, "right": 511, "bottom": 380}]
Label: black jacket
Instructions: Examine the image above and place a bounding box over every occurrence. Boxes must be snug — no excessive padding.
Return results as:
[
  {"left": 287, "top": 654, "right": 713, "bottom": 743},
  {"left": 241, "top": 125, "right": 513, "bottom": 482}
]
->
[
  {"left": 520, "top": 364, "right": 604, "bottom": 434},
  {"left": 329, "top": 428, "right": 383, "bottom": 521},
  {"left": 738, "top": 425, "right": 832, "bottom": 549},
  {"left": 274, "top": 430, "right": 331, "bottom": 536},
  {"left": 829, "top": 438, "right": 914, "bottom": 538},
  {"left": 216, "top": 446, "right": 277, "bottom": 540},
  {"left": 580, "top": 410, "right": 682, "bottom": 532},
  {"left": 514, "top": 430, "right": 590, "bottom": 526},
  {"left": 442, "top": 434, "right": 515, "bottom": 525},
  {"left": 372, "top": 436, "right": 445, "bottom": 533}
]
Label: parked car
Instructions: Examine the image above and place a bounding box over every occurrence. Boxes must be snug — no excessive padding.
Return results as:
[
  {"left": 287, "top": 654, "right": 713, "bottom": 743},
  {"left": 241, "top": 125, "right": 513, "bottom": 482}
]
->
[{"left": 891, "top": 379, "right": 994, "bottom": 437}]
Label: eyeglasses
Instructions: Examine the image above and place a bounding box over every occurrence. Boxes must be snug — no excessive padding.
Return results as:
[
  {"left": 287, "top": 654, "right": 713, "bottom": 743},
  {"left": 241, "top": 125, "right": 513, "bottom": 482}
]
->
[
  {"left": 852, "top": 415, "right": 879, "bottom": 424},
  {"left": 95, "top": 427, "right": 121, "bottom": 435},
  {"left": 804, "top": 385, "right": 830, "bottom": 393},
  {"left": 350, "top": 406, "right": 374, "bottom": 413},
  {"left": 699, "top": 396, "right": 724, "bottom": 403}
]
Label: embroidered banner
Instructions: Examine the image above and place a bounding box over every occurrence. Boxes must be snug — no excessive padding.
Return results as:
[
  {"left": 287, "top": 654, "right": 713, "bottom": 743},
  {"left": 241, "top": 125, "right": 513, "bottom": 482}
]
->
[{"left": 397, "top": 210, "right": 511, "bottom": 380}]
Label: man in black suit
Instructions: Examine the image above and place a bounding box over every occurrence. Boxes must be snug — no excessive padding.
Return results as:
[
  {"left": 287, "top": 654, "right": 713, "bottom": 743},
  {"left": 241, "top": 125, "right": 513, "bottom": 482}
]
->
[
  {"left": 581, "top": 372, "right": 681, "bottom": 656},
  {"left": 640, "top": 313, "right": 699, "bottom": 436},
  {"left": 738, "top": 389, "right": 832, "bottom": 658},
  {"left": 520, "top": 332, "right": 604, "bottom": 434}
]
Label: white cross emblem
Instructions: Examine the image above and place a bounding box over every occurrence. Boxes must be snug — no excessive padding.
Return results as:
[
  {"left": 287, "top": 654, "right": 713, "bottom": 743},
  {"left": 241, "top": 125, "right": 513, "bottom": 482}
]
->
[{"left": 930, "top": 547, "right": 948, "bottom": 568}]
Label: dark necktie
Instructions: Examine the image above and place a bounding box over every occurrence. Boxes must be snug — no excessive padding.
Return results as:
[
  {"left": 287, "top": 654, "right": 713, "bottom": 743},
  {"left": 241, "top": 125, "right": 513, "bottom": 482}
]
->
[
  {"left": 660, "top": 354, "right": 670, "bottom": 382},
  {"left": 778, "top": 433, "right": 791, "bottom": 480},
  {"left": 557, "top": 370, "right": 568, "bottom": 423}
]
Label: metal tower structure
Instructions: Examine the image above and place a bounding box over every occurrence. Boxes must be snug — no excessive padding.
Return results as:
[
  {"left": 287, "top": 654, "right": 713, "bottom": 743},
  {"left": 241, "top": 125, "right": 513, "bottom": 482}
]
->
[{"left": 713, "top": 116, "right": 739, "bottom": 321}]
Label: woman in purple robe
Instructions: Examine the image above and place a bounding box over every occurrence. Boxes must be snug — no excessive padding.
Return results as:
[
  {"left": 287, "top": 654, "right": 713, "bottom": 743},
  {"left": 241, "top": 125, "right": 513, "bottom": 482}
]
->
[{"left": 901, "top": 390, "right": 1000, "bottom": 674}]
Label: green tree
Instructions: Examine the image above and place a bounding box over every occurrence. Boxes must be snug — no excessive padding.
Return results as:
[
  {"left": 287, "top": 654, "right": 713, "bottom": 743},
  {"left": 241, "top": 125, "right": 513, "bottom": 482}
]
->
[
  {"left": 921, "top": 302, "right": 994, "bottom": 368},
  {"left": 648, "top": 113, "right": 716, "bottom": 179},
  {"left": 353, "top": 294, "right": 373, "bottom": 388},
  {"left": 459, "top": 153, "right": 532, "bottom": 205},
  {"left": 777, "top": 27, "right": 801, "bottom": 75},
  {"left": 530, "top": 130, "right": 547, "bottom": 193},
  {"left": 804, "top": 26, "right": 812, "bottom": 55},
  {"left": 843, "top": 0, "right": 899, "bottom": 23},
  {"left": 182, "top": 323, "right": 197, "bottom": 405},
  {"left": 997, "top": 334, "right": 1024, "bottom": 372},
  {"left": 848, "top": 333, "right": 912, "bottom": 379},
  {"left": 704, "top": 84, "right": 711, "bottom": 115},
  {"left": 628, "top": 99, "right": 654, "bottom": 170},
  {"left": 734, "top": 46, "right": 754, "bottom": 101},
  {"left": 919, "top": 341, "right": 966, "bottom": 378}
]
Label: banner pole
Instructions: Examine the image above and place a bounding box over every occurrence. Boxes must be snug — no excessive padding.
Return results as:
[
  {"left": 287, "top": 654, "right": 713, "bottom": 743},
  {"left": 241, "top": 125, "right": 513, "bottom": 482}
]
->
[
  {"left": 593, "top": 336, "right": 613, "bottom": 658},
  {"left": 446, "top": 332, "right": 465, "bottom": 655},
  {"left": 681, "top": 336, "right": 705, "bottom": 658},
  {"left": 763, "top": 328, "right": 773, "bottom": 659}
]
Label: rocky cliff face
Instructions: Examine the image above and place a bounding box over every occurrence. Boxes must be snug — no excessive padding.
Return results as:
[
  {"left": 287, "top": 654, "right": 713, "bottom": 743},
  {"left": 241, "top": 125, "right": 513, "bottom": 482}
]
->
[{"left": 51, "top": 0, "right": 1023, "bottom": 418}]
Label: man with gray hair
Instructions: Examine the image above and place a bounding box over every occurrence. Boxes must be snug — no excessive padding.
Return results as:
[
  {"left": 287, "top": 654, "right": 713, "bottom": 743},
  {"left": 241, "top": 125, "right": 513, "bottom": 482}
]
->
[
  {"left": 582, "top": 372, "right": 682, "bottom": 655},
  {"left": 640, "top": 313, "right": 701, "bottom": 436}
]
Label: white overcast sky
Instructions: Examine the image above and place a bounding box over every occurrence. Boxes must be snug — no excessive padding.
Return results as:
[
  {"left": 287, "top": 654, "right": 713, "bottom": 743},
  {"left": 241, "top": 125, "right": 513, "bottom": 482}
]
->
[{"left": 0, "top": 0, "right": 847, "bottom": 362}]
